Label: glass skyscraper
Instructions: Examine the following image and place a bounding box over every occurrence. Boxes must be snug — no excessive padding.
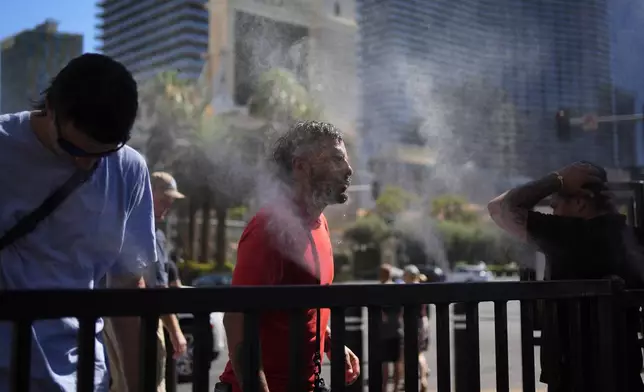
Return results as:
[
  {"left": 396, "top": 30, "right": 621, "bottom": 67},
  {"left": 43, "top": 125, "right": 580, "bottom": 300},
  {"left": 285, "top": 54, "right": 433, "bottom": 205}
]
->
[
  {"left": 0, "top": 20, "right": 82, "bottom": 113},
  {"left": 357, "top": 0, "right": 628, "bottom": 179},
  {"left": 98, "top": 0, "right": 208, "bottom": 81}
]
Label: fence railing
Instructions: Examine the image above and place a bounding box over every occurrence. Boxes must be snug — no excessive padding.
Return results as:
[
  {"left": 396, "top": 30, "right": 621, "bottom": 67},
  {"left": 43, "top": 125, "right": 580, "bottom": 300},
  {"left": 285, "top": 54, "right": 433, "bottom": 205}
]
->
[{"left": 0, "top": 279, "right": 634, "bottom": 392}]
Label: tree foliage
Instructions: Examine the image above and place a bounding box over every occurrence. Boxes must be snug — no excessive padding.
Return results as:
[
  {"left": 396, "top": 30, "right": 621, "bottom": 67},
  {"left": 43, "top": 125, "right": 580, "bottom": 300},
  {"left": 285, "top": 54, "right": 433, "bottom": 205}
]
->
[
  {"left": 374, "top": 186, "right": 418, "bottom": 220},
  {"left": 343, "top": 213, "right": 390, "bottom": 247},
  {"left": 134, "top": 68, "right": 321, "bottom": 265},
  {"left": 248, "top": 68, "right": 321, "bottom": 123},
  {"left": 430, "top": 194, "right": 480, "bottom": 224}
]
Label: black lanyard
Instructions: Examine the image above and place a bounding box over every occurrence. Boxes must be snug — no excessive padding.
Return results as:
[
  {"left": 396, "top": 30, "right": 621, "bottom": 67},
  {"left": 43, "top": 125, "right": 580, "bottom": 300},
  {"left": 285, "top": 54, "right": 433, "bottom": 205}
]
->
[{"left": 306, "top": 231, "right": 324, "bottom": 385}]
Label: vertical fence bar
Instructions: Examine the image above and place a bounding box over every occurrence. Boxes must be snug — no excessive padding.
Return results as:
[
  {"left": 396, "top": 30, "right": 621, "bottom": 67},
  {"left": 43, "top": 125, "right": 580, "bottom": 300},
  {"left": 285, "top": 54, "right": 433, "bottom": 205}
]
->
[
  {"left": 192, "top": 313, "right": 212, "bottom": 392},
  {"left": 567, "top": 300, "right": 584, "bottom": 391},
  {"left": 494, "top": 301, "right": 510, "bottom": 392},
  {"left": 367, "top": 306, "right": 383, "bottom": 392},
  {"left": 403, "top": 305, "right": 420, "bottom": 392},
  {"left": 288, "top": 310, "right": 305, "bottom": 392},
  {"left": 77, "top": 316, "right": 97, "bottom": 392},
  {"left": 331, "top": 307, "right": 346, "bottom": 392},
  {"left": 596, "top": 296, "right": 614, "bottom": 392},
  {"left": 614, "top": 298, "right": 629, "bottom": 392},
  {"left": 435, "top": 304, "right": 451, "bottom": 392},
  {"left": 520, "top": 300, "right": 536, "bottom": 392},
  {"left": 139, "top": 315, "right": 159, "bottom": 392},
  {"left": 10, "top": 318, "right": 32, "bottom": 392},
  {"left": 465, "top": 302, "right": 480, "bottom": 392},
  {"left": 164, "top": 329, "right": 177, "bottom": 392},
  {"left": 453, "top": 303, "right": 467, "bottom": 392},
  {"left": 241, "top": 311, "right": 260, "bottom": 392}
]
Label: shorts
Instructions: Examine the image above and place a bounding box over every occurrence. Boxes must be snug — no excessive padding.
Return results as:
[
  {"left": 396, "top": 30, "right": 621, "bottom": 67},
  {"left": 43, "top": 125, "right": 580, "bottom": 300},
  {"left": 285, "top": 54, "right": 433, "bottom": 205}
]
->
[
  {"left": 103, "top": 318, "right": 166, "bottom": 392},
  {"left": 381, "top": 337, "right": 402, "bottom": 363}
]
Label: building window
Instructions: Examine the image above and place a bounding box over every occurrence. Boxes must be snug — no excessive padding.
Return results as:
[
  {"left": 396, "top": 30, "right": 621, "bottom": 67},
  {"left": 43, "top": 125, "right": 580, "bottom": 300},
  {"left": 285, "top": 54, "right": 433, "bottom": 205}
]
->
[{"left": 334, "top": 1, "right": 341, "bottom": 16}]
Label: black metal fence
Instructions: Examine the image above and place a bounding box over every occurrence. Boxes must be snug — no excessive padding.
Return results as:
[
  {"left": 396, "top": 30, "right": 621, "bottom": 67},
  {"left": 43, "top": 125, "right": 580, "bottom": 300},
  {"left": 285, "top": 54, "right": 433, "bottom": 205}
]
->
[{"left": 2, "top": 279, "right": 638, "bottom": 392}]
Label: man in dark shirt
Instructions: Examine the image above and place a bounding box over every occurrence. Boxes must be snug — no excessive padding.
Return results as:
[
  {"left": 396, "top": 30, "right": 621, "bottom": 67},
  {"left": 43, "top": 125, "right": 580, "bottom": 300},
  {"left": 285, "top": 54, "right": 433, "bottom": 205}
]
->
[{"left": 487, "top": 161, "right": 644, "bottom": 392}]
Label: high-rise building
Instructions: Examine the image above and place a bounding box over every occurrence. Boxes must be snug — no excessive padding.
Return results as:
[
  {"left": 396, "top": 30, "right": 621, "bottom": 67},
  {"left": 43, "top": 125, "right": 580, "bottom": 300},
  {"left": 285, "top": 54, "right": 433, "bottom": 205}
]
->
[
  {"left": 609, "top": 0, "right": 644, "bottom": 172},
  {"left": 0, "top": 20, "right": 82, "bottom": 113},
  {"left": 205, "top": 0, "right": 362, "bottom": 220},
  {"left": 357, "top": 0, "right": 623, "bottom": 182},
  {"left": 206, "top": 0, "right": 358, "bottom": 134},
  {"left": 97, "top": 0, "right": 209, "bottom": 81}
]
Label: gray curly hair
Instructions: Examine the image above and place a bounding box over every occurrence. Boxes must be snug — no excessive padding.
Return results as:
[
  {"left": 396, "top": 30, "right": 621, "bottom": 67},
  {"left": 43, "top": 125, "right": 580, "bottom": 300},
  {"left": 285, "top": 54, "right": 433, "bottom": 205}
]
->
[{"left": 271, "top": 121, "right": 343, "bottom": 181}]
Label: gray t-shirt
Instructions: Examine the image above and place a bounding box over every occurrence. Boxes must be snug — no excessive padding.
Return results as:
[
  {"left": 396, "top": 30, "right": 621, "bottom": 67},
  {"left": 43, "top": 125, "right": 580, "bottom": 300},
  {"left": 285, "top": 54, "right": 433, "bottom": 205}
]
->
[{"left": 152, "top": 228, "right": 169, "bottom": 287}]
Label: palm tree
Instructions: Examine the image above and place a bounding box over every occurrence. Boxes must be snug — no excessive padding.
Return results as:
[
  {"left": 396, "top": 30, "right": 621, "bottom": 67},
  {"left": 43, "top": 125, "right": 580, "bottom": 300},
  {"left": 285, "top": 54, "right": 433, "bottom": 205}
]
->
[
  {"left": 135, "top": 67, "right": 320, "bottom": 268},
  {"left": 248, "top": 67, "right": 322, "bottom": 123}
]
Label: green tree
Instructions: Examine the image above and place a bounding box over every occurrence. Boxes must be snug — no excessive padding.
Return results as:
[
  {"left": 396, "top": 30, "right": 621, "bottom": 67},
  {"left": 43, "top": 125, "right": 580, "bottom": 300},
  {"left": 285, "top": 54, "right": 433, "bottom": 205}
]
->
[
  {"left": 134, "top": 71, "right": 262, "bottom": 267},
  {"left": 343, "top": 214, "right": 390, "bottom": 247},
  {"left": 430, "top": 194, "right": 480, "bottom": 224},
  {"left": 248, "top": 68, "right": 322, "bottom": 123},
  {"left": 374, "top": 186, "right": 418, "bottom": 221}
]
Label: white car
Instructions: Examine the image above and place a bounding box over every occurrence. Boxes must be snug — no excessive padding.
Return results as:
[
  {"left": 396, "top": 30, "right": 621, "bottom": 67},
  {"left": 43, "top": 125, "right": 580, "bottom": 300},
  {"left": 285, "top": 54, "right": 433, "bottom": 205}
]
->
[
  {"left": 449, "top": 263, "right": 494, "bottom": 283},
  {"left": 175, "top": 277, "right": 229, "bottom": 382}
]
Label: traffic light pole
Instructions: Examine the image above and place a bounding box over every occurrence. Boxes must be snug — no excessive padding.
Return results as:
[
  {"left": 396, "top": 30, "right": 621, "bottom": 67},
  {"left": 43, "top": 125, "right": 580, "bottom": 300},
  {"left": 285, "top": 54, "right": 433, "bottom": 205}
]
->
[
  {"left": 561, "top": 112, "right": 644, "bottom": 168},
  {"left": 569, "top": 113, "right": 644, "bottom": 125}
]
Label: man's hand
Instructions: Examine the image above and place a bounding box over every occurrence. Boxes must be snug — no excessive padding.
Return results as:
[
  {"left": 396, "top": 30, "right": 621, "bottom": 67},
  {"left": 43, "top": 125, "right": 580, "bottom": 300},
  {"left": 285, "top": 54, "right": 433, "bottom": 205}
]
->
[
  {"left": 557, "top": 161, "right": 604, "bottom": 196},
  {"left": 169, "top": 330, "right": 188, "bottom": 359},
  {"left": 325, "top": 346, "right": 360, "bottom": 384},
  {"left": 344, "top": 346, "right": 360, "bottom": 385}
]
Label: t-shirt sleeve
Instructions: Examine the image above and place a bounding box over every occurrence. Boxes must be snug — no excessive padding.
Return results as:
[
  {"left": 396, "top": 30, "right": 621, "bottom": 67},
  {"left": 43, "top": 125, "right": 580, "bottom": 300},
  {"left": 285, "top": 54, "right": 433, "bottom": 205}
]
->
[
  {"left": 232, "top": 218, "right": 281, "bottom": 286},
  {"left": 167, "top": 259, "right": 179, "bottom": 284},
  {"left": 151, "top": 230, "right": 168, "bottom": 287},
  {"left": 526, "top": 210, "right": 585, "bottom": 251},
  {"left": 111, "top": 166, "right": 157, "bottom": 279}
]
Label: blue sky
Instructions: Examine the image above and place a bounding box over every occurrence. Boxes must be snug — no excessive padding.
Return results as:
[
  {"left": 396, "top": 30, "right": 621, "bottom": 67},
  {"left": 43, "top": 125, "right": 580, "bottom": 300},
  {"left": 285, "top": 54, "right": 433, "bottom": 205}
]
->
[{"left": 0, "top": 0, "right": 98, "bottom": 53}]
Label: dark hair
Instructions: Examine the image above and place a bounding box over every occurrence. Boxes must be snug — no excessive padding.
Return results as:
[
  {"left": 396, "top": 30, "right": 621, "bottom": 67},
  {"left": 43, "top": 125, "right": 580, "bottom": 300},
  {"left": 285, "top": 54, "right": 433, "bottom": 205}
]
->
[
  {"left": 272, "top": 121, "right": 343, "bottom": 180},
  {"left": 33, "top": 53, "right": 138, "bottom": 144}
]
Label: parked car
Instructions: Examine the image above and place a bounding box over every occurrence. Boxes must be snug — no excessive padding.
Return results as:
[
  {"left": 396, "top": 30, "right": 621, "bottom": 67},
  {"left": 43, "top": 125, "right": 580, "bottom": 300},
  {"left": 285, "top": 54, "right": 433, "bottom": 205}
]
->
[
  {"left": 192, "top": 273, "right": 233, "bottom": 287},
  {"left": 175, "top": 273, "right": 231, "bottom": 382},
  {"left": 416, "top": 264, "right": 447, "bottom": 282},
  {"left": 449, "top": 262, "right": 494, "bottom": 283}
]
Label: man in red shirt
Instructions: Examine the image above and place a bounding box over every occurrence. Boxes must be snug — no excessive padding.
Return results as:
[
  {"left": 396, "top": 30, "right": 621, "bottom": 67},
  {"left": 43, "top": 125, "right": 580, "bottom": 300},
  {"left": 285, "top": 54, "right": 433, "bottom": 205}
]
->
[{"left": 219, "top": 121, "right": 359, "bottom": 392}]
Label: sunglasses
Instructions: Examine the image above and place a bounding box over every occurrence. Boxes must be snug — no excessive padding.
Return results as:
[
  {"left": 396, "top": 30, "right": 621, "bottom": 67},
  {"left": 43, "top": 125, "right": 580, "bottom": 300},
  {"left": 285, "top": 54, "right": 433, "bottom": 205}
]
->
[{"left": 55, "top": 117, "right": 126, "bottom": 158}]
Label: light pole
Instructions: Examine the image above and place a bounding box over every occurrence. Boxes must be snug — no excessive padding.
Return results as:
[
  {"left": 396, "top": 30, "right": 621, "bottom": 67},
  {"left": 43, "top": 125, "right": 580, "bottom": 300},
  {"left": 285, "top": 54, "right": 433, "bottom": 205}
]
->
[{"left": 555, "top": 110, "right": 644, "bottom": 167}]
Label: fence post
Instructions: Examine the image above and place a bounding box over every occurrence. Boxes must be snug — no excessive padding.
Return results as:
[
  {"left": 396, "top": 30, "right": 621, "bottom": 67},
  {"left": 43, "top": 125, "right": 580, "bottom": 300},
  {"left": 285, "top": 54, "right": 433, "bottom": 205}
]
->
[
  {"left": 453, "top": 303, "right": 468, "bottom": 392},
  {"left": 344, "top": 306, "right": 364, "bottom": 392}
]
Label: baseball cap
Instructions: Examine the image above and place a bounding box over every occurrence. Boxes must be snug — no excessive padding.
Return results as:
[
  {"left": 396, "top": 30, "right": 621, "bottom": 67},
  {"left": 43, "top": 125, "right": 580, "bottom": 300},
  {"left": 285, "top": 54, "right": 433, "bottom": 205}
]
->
[
  {"left": 579, "top": 161, "right": 608, "bottom": 195},
  {"left": 404, "top": 264, "right": 420, "bottom": 276},
  {"left": 151, "top": 172, "right": 185, "bottom": 199}
]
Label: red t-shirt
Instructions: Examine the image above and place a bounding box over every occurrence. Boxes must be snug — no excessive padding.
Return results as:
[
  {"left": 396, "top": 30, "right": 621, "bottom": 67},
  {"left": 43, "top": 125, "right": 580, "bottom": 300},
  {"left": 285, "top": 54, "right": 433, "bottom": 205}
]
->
[{"left": 219, "top": 208, "right": 335, "bottom": 392}]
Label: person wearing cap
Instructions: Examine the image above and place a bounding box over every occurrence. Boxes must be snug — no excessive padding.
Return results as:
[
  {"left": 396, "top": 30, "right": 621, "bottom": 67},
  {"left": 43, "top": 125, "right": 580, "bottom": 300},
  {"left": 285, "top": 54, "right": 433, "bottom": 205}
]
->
[
  {"left": 402, "top": 265, "right": 430, "bottom": 392},
  {"left": 488, "top": 161, "right": 644, "bottom": 392},
  {"left": 378, "top": 264, "right": 404, "bottom": 392},
  {"left": 104, "top": 171, "right": 187, "bottom": 392},
  {"left": 150, "top": 172, "right": 187, "bottom": 391}
]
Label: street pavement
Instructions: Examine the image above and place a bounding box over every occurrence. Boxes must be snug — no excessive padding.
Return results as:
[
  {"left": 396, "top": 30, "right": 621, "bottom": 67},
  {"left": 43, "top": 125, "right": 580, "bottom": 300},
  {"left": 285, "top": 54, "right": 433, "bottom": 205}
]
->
[{"left": 177, "top": 289, "right": 548, "bottom": 391}]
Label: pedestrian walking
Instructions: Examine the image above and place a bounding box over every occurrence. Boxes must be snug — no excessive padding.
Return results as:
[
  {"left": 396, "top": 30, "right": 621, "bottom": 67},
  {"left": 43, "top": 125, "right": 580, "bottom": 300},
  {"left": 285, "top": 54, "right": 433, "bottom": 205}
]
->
[
  {"left": 104, "top": 171, "right": 188, "bottom": 392},
  {"left": 402, "top": 265, "right": 430, "bottom": 392},
  {"left": 217, "top": 121, "right": 359, "bottom": 392},
  {"left": 0, "top": 53, "right": 156, "bottom": 392}
]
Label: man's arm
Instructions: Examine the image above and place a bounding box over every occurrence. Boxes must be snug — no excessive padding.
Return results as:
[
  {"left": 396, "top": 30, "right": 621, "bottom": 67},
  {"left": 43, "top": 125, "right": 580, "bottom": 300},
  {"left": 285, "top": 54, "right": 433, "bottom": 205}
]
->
[
  {"left": 488, "top": 173, "right": 561, "bottom": 241},
  {"left": 224, "top": 313, "right": 269, "bottom": 392},
  {"left": 324, "top": 325, "right": 332, "bottom": 357},
  {"left": 161, "top": 313, "right": 186, "bottom": 356}
]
